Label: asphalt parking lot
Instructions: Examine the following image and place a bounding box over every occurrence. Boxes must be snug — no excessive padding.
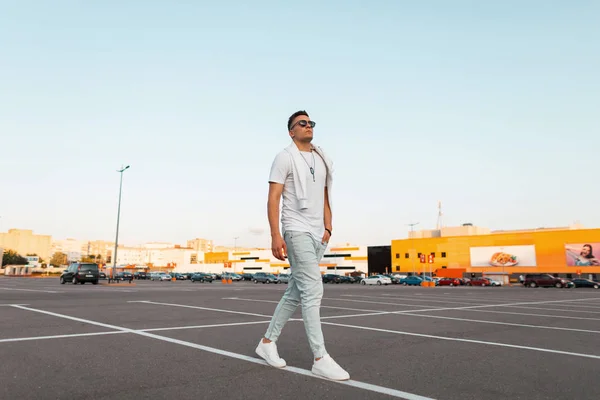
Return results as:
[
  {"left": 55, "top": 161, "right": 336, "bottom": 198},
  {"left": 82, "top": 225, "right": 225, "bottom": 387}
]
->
[{"left": 1, "top": 277, "right": 600, "bottom": 400}]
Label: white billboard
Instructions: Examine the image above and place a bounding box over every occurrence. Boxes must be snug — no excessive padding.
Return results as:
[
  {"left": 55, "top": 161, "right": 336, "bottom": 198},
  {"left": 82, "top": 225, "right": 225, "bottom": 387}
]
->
[{"left": 470, "top": 245, "right": 537, "bottom": 267}]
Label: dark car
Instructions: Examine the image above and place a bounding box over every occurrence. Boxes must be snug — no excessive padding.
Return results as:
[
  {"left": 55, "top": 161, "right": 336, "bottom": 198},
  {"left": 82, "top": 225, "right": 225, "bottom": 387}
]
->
[
  {"left": 570, "top": 278, "right": 600, "bottom": 289},
  {"left": 524, "top": 274, "right": 570, "bottom": 288},
  {"left": 60, "top": 263, "right": 100, "bottom": 285},
  {"left": 242, "top": 273, "right": 254, "bottom": 281},
  {"left": 322, "top": 274, "right": 341, "bottom": 284},
  {"left": 133, "top": 272, "right": 147, "bottom": 280},
  {"left": 338, "top": 275, "right": 356, "bottom": 284},
  {"left": 191, "top": 273, "right": 213, "bottom": 283},
  {"left": 116, "top": 272, "right": 133, "bottom": 282}
]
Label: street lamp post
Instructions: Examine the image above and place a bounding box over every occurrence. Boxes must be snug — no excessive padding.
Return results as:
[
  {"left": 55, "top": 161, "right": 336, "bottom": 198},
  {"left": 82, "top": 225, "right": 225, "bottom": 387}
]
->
[{"left": 112, "top": 165, "right": 130, "bottom": 281}]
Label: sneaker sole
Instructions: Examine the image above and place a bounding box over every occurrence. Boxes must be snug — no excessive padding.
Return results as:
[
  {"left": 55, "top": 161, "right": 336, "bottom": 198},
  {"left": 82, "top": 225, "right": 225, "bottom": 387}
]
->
[
  {"left": 311, "top": 369, "right": 350, "bottom": 381},
  {"left": 255, "top": 347, "right": 286, "bottom": 368}
]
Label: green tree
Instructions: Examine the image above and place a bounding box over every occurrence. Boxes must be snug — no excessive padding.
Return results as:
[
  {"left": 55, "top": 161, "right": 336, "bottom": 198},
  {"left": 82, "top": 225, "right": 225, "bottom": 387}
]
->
[
  {"left": 49, "top": 252, "right": 68, "bottom": 267},
  {"left": 2, "top": 250, "right": 28, "bottom": 267},
  {"left": 80, "top": 254, "right": 103, "bottom": 263}
]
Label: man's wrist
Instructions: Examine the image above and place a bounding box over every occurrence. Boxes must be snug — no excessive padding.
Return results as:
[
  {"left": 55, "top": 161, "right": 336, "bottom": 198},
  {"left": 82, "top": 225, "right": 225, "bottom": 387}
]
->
[{"left": 325, "top": 228, "right": 332, "bottom": 236}]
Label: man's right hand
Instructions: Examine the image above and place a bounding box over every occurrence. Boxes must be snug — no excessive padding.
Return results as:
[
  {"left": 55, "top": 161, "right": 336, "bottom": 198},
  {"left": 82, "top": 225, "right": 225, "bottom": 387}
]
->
[{"left": 271, "top": 234, "right": 287, "bottom": 261}]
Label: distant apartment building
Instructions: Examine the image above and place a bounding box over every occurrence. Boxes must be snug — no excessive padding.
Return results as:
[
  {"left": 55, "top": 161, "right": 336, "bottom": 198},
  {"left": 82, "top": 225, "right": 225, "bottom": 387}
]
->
[
  {"left": 114, "top": 243, "right": 195, "bottom": 269},
  {"left": 115, "top": 246, "right": 147, "bottom": 266},
  {"left": 0, "top": 229, "right": 52, "bottom": 260},
  {"left": 85, "top": 240, "right": 114, "bottom": 263},
  {"left": 51, "top": 239, "right": 114, "bottom": 264},
  {"left": 51, "top": 238, "right": 86, "bottom": 262},
  {"left": 187, "top": 238, "right": 213, "bottom": 252}
]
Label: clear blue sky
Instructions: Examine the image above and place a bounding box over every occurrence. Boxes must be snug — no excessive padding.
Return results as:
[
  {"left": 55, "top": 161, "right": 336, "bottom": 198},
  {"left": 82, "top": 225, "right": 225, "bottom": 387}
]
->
[{"left": 1, "top": 1, "right": 598, "bottom": 248}]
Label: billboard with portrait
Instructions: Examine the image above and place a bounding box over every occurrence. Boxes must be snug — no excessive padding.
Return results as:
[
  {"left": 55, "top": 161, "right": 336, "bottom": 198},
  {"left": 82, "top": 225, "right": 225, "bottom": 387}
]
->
[
  {"left": 470, "top": 245, "right": 537, "bottom": 267},
  {"left": 565, "top": 243, "right": 600, "bottom": 266}
]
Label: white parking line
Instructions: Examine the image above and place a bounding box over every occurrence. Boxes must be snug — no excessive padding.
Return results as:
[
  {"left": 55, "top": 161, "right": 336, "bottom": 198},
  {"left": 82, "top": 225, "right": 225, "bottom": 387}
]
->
[
  {"left": 334, "top": 296, "right": 600, "bottom": 315},
  {"left": 0, "top": 321, "right": 274, "bottom": 344},
  {"left": 0, "top": 331, "right": 126, "bottom": 343},
  {"left": 12, "top": 305, "right": 436, "bottom": 400},
  {"left": 122, "top": 299, "right": 600, "bottom": 360},
  {"left": 320, "top": 321, "right": 600, "bottom": 361},
  {"left": 467, "top": 309, "right": 600, "bottom": 321},
  {"left": 345, "top": 295, "right": 476, "bottom": 305},
  {"left": 128, "top": 300, "right": 276, "bottom": 318},
  {"left": 223, "top": 297, "right": 394, "bottom": 313},
  {"left": 393, "top": 313, "right": 600, "bottom": 334},
  {"left": 222, "top": 297, "right": 600, "bottom": 332},
  {"left": 325, "top": 297, "right": 435, "bottom": 308},
  {"left": 0, "top": 287, "right": 62, "bottom": 294},
  {"left": 143, "top": 320, "right": 273, "bottom": 332},
  {"left": 381, "top": 292, "right": 600, "bottom": 303},
  {"left": 320, "top": 298, "right": 600, "bottom": 321},
  {"left": 498, "top": 305, "right": 600, "bottom": 315},
  {"left": 380, "top": 293, "right": 600, "bottom": 309},
  {"left": 344, "top": 294, "right": 600, "bottom": 307}
]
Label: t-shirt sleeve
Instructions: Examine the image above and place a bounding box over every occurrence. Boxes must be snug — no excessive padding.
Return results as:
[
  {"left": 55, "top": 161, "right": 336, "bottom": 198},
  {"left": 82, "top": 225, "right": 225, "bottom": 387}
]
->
[{"left": 269, "top": 152, "right": 290, "bottom": 184}]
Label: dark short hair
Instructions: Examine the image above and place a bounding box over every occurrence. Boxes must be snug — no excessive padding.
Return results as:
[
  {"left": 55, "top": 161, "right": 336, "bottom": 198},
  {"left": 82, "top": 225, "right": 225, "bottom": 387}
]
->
[
  {"left": 583, "top": 244, "right": 594, "bottom": 259},
  {"left": 288, "top": 110, "right": 309, "bottom": 130}
]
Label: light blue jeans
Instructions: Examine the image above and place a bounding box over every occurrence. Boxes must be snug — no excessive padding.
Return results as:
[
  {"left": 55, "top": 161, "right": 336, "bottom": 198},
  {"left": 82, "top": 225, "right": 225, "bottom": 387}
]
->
[{"left": 264, "top": 230, "right": 328, "bottom": 359}]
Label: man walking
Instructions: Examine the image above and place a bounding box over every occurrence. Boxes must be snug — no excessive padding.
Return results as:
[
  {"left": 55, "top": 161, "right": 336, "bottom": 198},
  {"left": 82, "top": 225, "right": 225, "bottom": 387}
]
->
[{"left": 255, "top": 110, "right": 350, "bottom": 381}]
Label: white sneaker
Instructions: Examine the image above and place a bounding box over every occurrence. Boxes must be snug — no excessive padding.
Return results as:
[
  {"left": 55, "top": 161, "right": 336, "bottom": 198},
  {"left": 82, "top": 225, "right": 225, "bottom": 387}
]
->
[
  {"left": 255, "top": 339, "right": 286, "bottom": 368},
  {"left": 312, "top": 354, "right": 350, "bottom": 381}
]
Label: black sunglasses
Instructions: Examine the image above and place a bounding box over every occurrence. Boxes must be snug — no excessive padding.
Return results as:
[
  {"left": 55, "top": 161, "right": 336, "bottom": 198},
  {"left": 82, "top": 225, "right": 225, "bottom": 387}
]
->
[{"left": 290, "top": 119, "right": 316, "bottom": 130}]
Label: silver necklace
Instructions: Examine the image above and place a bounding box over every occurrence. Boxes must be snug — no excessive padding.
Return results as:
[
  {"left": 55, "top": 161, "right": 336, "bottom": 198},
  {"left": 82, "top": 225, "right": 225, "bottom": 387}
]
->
[{"left": 300, "top": 151, "right": 315, "bottom": 182}]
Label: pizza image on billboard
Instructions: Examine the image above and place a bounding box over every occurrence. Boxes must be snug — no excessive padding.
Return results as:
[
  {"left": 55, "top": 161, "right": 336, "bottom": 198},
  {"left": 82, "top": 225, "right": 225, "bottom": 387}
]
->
[
  {"left": 470, "top": 245, "right": 537, "bottom": 267},
  {"left": 489, "top": 252, "right": 518, "bottom": 267}
]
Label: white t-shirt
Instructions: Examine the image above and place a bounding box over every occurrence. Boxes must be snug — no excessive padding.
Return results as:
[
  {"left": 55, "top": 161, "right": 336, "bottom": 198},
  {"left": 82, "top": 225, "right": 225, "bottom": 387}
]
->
[{"left": 269, "top": 148, "right": 327, "bottom": 242}]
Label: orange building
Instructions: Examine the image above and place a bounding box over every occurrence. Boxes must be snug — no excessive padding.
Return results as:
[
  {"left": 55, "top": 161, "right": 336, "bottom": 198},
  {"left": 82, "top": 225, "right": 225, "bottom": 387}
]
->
[{"left": 391, "top": 227, "right": 600, "bottom": 279}]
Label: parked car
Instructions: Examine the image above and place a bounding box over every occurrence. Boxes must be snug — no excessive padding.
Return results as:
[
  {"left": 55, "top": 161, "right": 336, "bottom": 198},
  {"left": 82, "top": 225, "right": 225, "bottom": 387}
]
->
[
  {"left": 468, "top": 277, "right": 495, "bottom": 287},
  {"left": 437, "top": 277, "right": 461, "bottom": 286},
  {"left": 133, "top": 272, "right": 147, "bottom": 280},
  {"left": 360, "top": 275, "right": 392, "bottom": 286},
  {"left": 60, "top": 263, "right": 100, "bottom": 285},
  {"left": 399, "top": 275, "right": 434, "bottom": 286},
  {"left": 382, "top": 274, "right": 401, "bottom": 284},
  {"left": 523, "top": 274, "right": 570, "bottom": 288},
  {"left": 278, "top": 273, "right": 290, "bottom": 283},
  {"left": 116, "top": 271, "right": 133, "bottom": 282},
  {"left": 191, "top": 273, "right": 213, "bottom": 283},
  {"left": 253, "top": 272, "right": 279, "bottom": 284},
  {"left": 486, "top": 278, "right": 503, "bottom": 286},
  {"left": 150, "top": 272, "right": 172, "bottom": 281},
  {"left": 323, "top": 274, "right": 341, "bottom": 284},
  {"left": 570, "top": 278, "right": 599, "bottom": 289},
  {"left": 338, "top": 275, "right": 356, "bottom": 284}
]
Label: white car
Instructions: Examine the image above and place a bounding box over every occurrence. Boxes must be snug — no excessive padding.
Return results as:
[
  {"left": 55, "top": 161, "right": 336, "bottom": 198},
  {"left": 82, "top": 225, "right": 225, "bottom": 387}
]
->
[
  {"left": 150, "top": 272, "right": 172, "bottom": 281},
  {"left": 361, "top": 275, "right": 392, "bottom": 286}
]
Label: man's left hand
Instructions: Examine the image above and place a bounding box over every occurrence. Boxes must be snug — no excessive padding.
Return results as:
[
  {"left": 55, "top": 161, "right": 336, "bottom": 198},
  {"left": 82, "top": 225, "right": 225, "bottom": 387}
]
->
[{"left": 321, "top": 229, "right": 331, "bottom": 245}]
